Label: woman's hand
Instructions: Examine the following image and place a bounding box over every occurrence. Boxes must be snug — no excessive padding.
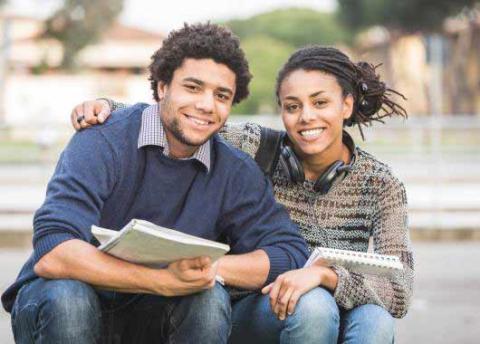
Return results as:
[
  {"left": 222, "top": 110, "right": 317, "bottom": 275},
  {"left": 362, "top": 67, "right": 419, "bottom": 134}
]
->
[
  {"left": 71, "top": 99, "right": 111, "bottom": 131},
  {"left": 261, "top": 265, "right": 338, "bottom": 320}
]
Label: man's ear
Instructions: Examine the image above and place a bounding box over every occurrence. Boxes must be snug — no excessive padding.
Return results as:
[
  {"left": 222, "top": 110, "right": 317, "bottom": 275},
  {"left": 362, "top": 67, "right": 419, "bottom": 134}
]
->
[{"left": 157, "top": 81, "right": 167, "bottom": 101}]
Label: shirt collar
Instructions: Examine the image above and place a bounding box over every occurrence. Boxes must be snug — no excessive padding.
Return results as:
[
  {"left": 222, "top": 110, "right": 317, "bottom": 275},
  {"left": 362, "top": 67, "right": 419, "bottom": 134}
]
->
[{"left": 137, "top": 104, "right": 211, "bottom": 171}]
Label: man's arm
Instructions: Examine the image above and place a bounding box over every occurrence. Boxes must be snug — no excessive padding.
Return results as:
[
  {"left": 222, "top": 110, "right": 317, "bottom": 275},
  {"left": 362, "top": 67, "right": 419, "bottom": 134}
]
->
[
  {"left": 218, "top": 157, "right": 309, "bottom": 289},
  {"left": 35, "top": 239, "right": 217, "bottom": 296},
  {"left": 33, "top": 128, "right": 215, "bottom": 296},
  {"left": 217, "top": 250, "right": 269, "bottom": 290}
]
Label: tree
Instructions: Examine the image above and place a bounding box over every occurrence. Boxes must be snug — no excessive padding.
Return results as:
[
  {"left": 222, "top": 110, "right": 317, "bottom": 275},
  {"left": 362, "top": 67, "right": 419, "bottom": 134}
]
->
[
  {"left": 45, "top": 0, "right": 123, "bottom": 69},
  {"left": 231, "top": 35, "right": 294, "bottom": 115},
  {"left": 337, "top": 0, "right": 480, "bottom": 115},
  {"left": 337, "top": 0, "right": 477, "bottom": 34},
  {"left": 227, "top": 7, "right": 350, "bottom": 48},
  {"left": 224, "top": 7, "right": 350, "bottom": 114}
]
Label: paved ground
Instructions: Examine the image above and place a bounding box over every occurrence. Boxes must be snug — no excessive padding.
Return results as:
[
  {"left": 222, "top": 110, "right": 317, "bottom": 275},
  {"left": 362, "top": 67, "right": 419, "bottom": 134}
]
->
[
  {"left": 0, "top": 153, "right": 479, "bottom": 342},
  {"left": 395, "top": 242, "right": 480, "bottom": 343},
  {"left": 0, "top": 242, "right": 479, "bottom": 343}
]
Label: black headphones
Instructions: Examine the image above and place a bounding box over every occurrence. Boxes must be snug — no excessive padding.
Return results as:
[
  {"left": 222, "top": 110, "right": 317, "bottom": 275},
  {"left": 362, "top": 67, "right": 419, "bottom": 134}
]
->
[{"left": 278, "top": 131, "right": 356, "bottom": 194}]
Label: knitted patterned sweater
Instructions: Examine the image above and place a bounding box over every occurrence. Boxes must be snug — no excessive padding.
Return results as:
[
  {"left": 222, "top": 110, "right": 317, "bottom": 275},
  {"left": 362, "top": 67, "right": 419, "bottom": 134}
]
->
[
  {"left": 218, "top": 122, "right": 414, "bottom": 319},
  {"left": 110, "top": 102, "right": 414, "bottom": 318}
]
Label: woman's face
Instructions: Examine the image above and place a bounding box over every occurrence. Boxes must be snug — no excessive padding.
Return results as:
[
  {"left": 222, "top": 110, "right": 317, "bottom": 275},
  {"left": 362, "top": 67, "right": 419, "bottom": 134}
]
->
[{"left": 279, "top": 69, "right": 353, "bottom": 159}]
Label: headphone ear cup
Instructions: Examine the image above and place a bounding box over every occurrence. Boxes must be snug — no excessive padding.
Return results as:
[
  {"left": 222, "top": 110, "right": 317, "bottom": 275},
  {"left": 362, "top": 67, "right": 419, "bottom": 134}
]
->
[
  {"left": 279, "top": 145, "right": 305, "bottom": 184},
  {"left": 314, "top": 160, "right": 344, "bottom": 194},
  {"left": 278, "top": 151, "right": 293, "bottom": 181}
]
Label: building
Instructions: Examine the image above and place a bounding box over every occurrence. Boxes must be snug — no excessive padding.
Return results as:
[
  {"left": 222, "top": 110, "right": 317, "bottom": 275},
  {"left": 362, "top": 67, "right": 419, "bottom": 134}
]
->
[{"left": 0, "top": 14, "right": 165, "bottom": 136}]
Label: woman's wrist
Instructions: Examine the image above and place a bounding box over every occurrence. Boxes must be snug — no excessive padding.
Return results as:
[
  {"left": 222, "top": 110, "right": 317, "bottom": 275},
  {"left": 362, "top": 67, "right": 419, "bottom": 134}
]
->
[{"left": 311, "top": 265, "right": 338, "bottom": 291}]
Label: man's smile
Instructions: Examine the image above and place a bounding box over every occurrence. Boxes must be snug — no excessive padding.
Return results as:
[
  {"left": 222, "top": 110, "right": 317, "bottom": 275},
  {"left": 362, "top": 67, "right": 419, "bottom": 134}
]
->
[{"left": 183, "top": 113, "right": 214, "bottom": 128}]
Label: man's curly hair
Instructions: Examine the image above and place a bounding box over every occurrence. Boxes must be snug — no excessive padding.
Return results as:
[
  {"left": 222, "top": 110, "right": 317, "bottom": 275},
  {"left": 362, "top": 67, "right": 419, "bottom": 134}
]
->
[{"left": 149, "top": 23, "right": 251, "bottom": 105}]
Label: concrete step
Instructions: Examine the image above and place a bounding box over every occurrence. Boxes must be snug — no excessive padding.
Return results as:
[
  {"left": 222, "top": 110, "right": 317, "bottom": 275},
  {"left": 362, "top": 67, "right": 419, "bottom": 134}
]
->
[{"left": 0, "top": 211, "right": 478, "bottom": 235}]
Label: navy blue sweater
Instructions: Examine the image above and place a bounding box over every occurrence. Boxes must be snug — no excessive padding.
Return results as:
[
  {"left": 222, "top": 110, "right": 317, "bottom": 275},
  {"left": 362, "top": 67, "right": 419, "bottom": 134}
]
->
[{"left": 2, "top": 103, "right": 308, "bottom": 312}]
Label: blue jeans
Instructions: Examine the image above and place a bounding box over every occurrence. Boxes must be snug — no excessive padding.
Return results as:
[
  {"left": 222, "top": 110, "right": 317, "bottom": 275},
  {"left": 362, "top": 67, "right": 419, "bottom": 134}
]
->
[
  {"left": 230, "top": 287, "right": 394, "bottom": 344},
  {"left": 11, "top": 278, "right": 231, "bottom": 344}
]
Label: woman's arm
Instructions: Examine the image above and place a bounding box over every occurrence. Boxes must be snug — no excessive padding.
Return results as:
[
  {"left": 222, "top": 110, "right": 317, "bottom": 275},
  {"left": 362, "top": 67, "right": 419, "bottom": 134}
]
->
[
  {"left": 261, "top": 263, "right": 338, "bottom": 320},
  {"left": 331, "top": 176, "right": 414, "bottom": 318},
  {"left": 262, "top": 174, "right": 414, "bottom": 320},
  {"left": 70, "top": 98, "right": 130, "bottom": 130},
  {"left": 69, "top": 100, "right": 265, "bottom": 160},
  {"left": 218, "top": 122, "right": 263, "bottom": 158}
]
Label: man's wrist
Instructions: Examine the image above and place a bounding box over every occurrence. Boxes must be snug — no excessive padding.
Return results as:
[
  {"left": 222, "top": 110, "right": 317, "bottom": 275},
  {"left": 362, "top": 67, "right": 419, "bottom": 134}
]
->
[
  {"left": 145, "top": 268, "right": 175, "bottom": 296},
  {"left": 215, "top": 274, "right": 225, "bottom": 285}
]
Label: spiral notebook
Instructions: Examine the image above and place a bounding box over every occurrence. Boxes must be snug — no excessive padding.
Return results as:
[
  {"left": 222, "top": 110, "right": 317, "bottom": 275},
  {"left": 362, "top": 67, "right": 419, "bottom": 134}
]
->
[{"left": 305, "top": 247, "right": 403, "bottom": 276}]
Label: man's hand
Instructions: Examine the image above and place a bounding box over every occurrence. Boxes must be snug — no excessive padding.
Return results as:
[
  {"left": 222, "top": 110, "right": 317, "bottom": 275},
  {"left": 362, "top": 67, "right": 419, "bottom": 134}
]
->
[
  {"left": 162, "top": 256, "right": 218, "bottom": 296},
  {"left": 71, "top": 99, "right": 111, "bottom": 131}
]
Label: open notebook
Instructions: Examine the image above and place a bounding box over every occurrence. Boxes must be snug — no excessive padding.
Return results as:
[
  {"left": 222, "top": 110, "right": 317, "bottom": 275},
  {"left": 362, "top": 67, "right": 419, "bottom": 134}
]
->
[
  {"left": 305, "top": 247, "right": 403, "bottom": 277},
  {"left": 92, "top": 219, "right": 230, "bottom": 269}
]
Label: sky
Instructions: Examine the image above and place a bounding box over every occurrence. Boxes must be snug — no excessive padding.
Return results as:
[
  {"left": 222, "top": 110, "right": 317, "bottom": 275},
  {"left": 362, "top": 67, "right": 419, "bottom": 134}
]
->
[{"left": 4, "top": 0, "right": 337, "bottom": 33}]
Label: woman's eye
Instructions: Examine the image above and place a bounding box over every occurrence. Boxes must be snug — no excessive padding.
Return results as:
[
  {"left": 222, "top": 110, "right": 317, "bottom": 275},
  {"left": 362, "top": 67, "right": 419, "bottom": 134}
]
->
[
  {"left": 285, "top": 104, "right": 299, "bottom": 112},
  {"left": 314, "top": 100, "right": 326, "bottom": 107}
]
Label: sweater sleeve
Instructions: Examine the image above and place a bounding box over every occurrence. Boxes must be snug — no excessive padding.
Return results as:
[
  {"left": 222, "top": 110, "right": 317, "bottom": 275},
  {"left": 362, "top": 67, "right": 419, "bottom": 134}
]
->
[
  {"left": 108, "top": 99, "right": 130, "bottom": 112},
  {"left": 218, "top": 158, "right": 309, "bottom": 285},
  {"left": 32, "top": 129, "right": 117, "bottom": 263},
  {"left": 331, "top": 176, "right": 414, "bottom": 318},
  {"left": 218, "top": 122, "right": 262, "bottom": 159}
]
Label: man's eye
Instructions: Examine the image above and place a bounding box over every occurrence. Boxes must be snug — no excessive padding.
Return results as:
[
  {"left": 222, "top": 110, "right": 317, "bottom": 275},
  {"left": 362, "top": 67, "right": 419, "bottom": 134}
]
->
[
  {"left": 217, "top": 93, "right": 230, "bottom": 101},
  {"left": 314, "top": 100, "right": 326, "bottom": 107},
  {"left": 185, "top": 84, "right": 199, "bottom": 91}
]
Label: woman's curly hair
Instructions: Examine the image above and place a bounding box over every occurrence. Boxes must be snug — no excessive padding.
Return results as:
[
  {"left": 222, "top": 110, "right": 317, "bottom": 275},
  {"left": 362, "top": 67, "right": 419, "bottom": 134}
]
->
[
  {"left": 276, "top": 46, "right": 407, "bottom": 139},
  {"left": 149, "top": 23, "right": 251, "bottom": 105}
]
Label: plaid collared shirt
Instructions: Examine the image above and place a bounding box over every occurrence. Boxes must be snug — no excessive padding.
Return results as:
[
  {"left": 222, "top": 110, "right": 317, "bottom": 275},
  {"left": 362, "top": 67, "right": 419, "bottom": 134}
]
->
[{"left": 137, "top": 104, "right": 211, "bottom": 171}]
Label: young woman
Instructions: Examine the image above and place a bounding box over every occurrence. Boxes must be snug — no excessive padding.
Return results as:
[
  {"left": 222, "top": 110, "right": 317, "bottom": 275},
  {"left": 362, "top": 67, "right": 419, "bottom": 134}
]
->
[{"left": 71, "top": 46, "right": 413, "bottom": 343}]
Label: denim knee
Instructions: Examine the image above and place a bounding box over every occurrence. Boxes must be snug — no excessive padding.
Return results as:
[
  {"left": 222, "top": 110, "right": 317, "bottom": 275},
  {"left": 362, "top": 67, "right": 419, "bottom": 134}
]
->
[
  {"left": 340, "top": 304, "right": 395, "bottom": 344},
  {"left": 46, "top": 279, "right": 100, "bottom": 322},
  {"left": 283, "top": 287, "right": 340, "bottom": 343},
  {"left": 187, "top": 283, "right": 231, "bottom": 322},
  {"left": 12, "top": 278, "right": 101, "bottom": 344},
  {"left": 171, "top": 283, "right": 231, "bottom": 344}
]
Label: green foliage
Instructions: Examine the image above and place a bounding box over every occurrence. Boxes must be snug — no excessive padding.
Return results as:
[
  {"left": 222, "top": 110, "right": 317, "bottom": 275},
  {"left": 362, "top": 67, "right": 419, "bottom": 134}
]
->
[
  {"left": 338, "top": 0, "right": 477, "bottom": 33},
  {"left": 225, "top": 7, "right": 350, "bottom": 114},
  {"left": 226, "top": 7, "right": 349, "bottom": 48},
  {"left": 232, "top": 35, "right": 295, "bottom": 115},
  {"left": 45, "top": 0, "right": 123, "bottom": 69}
]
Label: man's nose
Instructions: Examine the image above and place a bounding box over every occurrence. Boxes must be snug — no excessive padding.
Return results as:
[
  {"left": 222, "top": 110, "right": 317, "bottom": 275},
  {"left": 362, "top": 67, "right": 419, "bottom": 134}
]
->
[{"left": 195, "top": 93, "right": 215, "bottom": 113}]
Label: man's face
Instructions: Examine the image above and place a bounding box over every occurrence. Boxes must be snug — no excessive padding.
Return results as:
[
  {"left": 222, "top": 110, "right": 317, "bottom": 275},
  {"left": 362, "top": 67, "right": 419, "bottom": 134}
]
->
[{"left": 157, "top": 58, "right": 236, "bottom": 158}]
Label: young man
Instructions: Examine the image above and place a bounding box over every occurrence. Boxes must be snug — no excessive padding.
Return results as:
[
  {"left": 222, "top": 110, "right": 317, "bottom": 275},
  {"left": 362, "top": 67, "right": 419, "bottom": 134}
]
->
[{"left": 2, "top": 23, "right": 308, "bottom": 344}]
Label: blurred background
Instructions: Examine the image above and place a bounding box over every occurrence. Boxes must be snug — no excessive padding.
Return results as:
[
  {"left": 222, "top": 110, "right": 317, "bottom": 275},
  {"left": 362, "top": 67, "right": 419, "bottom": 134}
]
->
[{"left": 0, "top": 0, "right": 479, "bottom": 343}]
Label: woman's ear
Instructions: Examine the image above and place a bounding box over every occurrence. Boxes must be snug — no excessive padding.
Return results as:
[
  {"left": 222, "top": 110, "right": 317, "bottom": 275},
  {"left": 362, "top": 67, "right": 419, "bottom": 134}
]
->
[{"left": 342, "top": 94, "right": 354, "bottom": 120}]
